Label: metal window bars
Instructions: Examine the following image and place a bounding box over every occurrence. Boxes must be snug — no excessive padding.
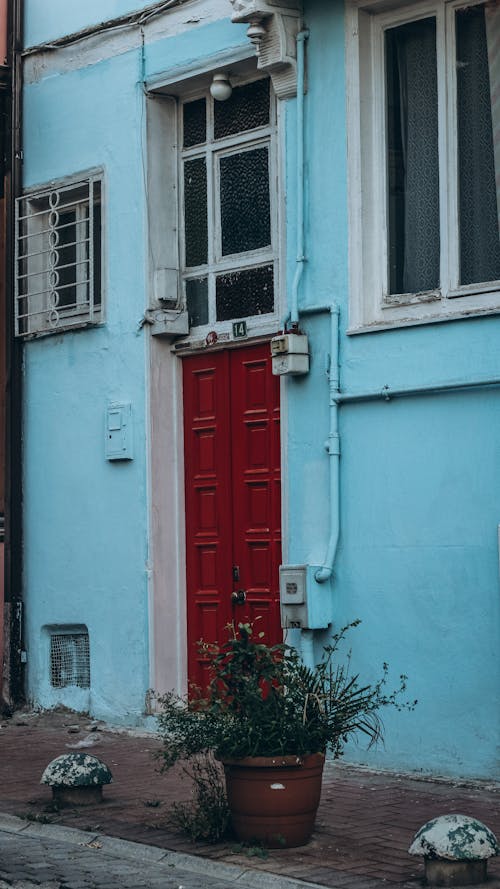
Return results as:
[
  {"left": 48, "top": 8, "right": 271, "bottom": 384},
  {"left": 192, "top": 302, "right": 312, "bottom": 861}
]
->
[{"left": 15, "top": 175, "right": 102, "bottom": 338}]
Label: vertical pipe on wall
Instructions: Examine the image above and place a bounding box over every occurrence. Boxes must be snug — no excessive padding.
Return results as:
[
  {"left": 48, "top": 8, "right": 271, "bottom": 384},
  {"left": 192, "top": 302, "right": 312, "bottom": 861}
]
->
[
  {"left": 299, "top": 304, "right": 340, "bottom": 584},
  {"left": 290, "top": 29, "right": 309, "bottom": 327},
  {"left": 3, "top": 0, "right": 24, "bottom": 710},
  {"left": 315, "top": 305, "right": 340, "bottom": 583},
  {"left": 300, "top": 628, "right": 315, "bottom": 670}
]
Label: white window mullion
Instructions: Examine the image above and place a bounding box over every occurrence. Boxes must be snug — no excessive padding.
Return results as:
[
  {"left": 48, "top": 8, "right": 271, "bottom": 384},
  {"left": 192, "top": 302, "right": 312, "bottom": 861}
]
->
[
  {"left": 212, "top": 147, "right": 221, "bottom": 267},
  {"left": 375, "top": 16, "right": 389, "bottom": 305},
  {"left": 442, "top": 0, "right": 457, "bottom": 296},
  {"left": 88, "top": 179, "right": 94, "bottom": 320}
]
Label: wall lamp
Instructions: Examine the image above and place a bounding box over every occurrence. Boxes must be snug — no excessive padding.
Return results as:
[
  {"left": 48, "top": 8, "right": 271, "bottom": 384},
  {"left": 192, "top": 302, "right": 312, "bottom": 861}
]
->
[{"left": 210, "top": 71, "right": 232, "bottom": 101}]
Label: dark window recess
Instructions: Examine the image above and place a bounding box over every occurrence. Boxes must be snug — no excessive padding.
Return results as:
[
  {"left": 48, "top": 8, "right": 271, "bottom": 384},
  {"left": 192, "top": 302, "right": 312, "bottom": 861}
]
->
[
  {"left": 186, "top": 277, "right": 209, "bottom": 327},
  {"left": 184, "top": 157, "right": 208, "bottom": 267},
  {"left": 216, "top": 264, "right": 274, "bottom": 321},
  {"left": 56, "top": 210, "right": 80, "bottom": 310},
  {"left": 385, "top": 18, "right": 440, "bottom": 295},
  {"left": 214, "top": 79, "right": 270, "bottom": 140},
  {"left": 183, "top": 98, "right": 207, "bottom": 148},
  {"left": 220, "top": 147, "right": 271, "bottom": 255},
  {"left": 456, "top": 4, "right": 500, "bottom": 286},
  {"left": 93, "top": 203, "right": 102, "bottom": 306},
  {"left": 0, "top": 94, "right": 6, "bottom": 199}
]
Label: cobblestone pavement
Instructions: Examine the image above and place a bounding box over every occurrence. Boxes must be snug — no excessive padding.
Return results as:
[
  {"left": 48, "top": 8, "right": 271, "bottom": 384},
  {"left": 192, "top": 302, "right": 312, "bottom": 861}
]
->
[
  {"left": 0, "top": 815, "right": 335, "bottom": 889},
  {"left": 2, "top": 709, "right": 500, "bottom": 888}
]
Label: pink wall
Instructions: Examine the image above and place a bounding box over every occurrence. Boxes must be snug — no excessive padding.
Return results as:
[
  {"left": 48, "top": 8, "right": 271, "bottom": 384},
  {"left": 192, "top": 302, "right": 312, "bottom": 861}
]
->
[{"left": 0, "top": 0, "right": 7, "bottom": 66}]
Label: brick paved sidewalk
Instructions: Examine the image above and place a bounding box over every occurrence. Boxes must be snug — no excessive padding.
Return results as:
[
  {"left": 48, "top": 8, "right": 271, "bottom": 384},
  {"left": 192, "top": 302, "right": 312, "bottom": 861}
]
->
[{"left": 1, "top": 709, "right": 500, "bottom": 889}]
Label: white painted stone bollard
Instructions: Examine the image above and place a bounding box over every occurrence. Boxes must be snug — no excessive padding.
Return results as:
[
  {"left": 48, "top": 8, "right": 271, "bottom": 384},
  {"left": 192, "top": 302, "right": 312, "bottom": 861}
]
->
[
  {"left": 409, "top": 814, "right": 499, "bottom": 887},
  {"left": 41, "top": 752, "right": 113, "bottom": 806}
]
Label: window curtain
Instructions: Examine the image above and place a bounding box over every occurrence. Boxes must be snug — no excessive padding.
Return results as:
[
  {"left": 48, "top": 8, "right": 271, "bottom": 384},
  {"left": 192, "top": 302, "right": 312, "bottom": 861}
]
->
[
  {"left": 456, "top": 3, "right": 500, "bottom": 285},
  {"left": 394, "top": 19, "right": 440, "bottom": 294},
  {"left": 485, "top": 2, "right": 500, "bottom": 249}
]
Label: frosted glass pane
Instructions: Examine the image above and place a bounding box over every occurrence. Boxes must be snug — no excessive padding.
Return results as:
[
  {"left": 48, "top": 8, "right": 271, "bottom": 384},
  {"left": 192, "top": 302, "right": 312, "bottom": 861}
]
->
[
  {"left": 214, "top": 79, "right": 270, "bottom": 139},
  {"left": 216, "top": 265, "right": 273, "bottom": 321},
  {"left": 183, "top": 99, "right": 206, "bottom": 148},
  {"left": 184, "top": 158, "right": 207, "bottom": 267},
  {"left": 186, "top": 277, "right": 208, "bottom": 327},
  {"left": 220, "top": 147, "right": 270, "bottom": 255}
]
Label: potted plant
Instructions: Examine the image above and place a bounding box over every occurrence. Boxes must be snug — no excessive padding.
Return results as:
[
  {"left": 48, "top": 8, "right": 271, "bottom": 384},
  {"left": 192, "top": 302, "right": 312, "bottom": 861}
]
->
[{"left": 157, "top": 620, "right": 415, "bottom": 848}]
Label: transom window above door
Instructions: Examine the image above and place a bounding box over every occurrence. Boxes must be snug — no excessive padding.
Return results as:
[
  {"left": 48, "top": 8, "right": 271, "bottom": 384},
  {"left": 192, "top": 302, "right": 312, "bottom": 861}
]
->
[
  {"left": 347, "top": 0, "right": 500, "bottom": 331},
  {"left": 180, "top": 78, "right": 278, "bottom": 330}
]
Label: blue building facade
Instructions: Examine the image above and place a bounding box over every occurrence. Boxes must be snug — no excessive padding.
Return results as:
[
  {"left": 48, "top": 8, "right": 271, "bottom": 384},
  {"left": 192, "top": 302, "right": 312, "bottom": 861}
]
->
[{"left": 18, "top": 0, "right": 500, "bottom": 778}]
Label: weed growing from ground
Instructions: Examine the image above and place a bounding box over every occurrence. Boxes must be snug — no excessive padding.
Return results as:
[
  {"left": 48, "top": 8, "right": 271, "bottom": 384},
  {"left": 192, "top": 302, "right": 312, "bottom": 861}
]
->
[{"left": 167, "top": 754, "right": 229, "bottom": 843}]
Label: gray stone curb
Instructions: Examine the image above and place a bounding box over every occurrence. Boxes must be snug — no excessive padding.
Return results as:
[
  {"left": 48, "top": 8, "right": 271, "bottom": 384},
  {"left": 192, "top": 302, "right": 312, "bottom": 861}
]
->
[{"left": 0, "top": 813, "right": 326, "bottom": 889}]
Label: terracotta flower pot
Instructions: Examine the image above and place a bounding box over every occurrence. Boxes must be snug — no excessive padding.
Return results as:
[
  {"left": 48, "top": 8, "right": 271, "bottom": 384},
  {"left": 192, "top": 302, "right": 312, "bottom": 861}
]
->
[{"left": 223, "top": 752, "right": 325, "bottom": 848}]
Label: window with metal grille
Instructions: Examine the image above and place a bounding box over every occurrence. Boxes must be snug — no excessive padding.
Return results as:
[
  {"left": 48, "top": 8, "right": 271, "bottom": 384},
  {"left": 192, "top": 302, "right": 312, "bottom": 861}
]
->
[
  {"left": 50, "top": 629, "right": 90, "bottom": 689},
  {"left": 15, "top": 172, "right": 103, "bottom": 338}
]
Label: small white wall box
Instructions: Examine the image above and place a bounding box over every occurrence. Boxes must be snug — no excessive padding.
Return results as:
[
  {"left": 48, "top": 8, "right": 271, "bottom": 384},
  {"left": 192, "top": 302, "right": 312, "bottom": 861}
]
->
[
  {"left": 151, "top": 309, "right": 189, "bottom": 337},
  {"left": 279, "top": 564, "right": 332, "bottom": 629},
  {"left": 271, "top": 333, "right": 309, "bottom": 376},
  {"left": 106, "top": 402, "right": 133, "bottom": 461},
  {"left": 154, "top": 267, "right": 179, "bottom": 306}
]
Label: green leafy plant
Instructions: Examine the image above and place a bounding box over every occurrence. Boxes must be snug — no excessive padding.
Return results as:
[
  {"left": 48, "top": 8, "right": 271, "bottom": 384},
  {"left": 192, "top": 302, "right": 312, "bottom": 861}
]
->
[
  {"left": 157, "top": 620, "right": 416, "bottom": 763},
  {"left": 156, "top": 621, "right": 416, "bottom": 842}
]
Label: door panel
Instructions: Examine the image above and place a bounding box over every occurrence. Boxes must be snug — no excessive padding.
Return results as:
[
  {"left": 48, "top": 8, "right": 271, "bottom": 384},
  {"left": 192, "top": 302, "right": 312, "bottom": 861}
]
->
[
  {"left": 183, "top": 344, "right": 281, "bottom": 690},
  {"left": 183, "top": 352, "right": 233, "bottom": 689},
  {"left": 230, "top": 347, "right": 281, "bottom": 646}
]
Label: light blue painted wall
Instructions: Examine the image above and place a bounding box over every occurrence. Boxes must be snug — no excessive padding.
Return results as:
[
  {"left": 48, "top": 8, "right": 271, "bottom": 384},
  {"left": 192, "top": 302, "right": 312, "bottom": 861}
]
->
[
  {"left": 23, "top": 49, "right": 151, "bottom": 723},
  {"left": 284, "top": 0, "right": 500, "bottom": 777},
  {"left": 24, "top": 0, "right": 154, "bottom": 48},
  {"left": 22, "top": 0, "right": 500, "bottom": 774},
  {"left": 22, "top": 11, "right": 249, "bottom": 725}
]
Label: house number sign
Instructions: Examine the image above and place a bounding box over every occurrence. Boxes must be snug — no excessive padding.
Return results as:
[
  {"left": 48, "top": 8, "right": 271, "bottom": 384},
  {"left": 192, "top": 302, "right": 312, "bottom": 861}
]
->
[{"left": 232, "top": 320, "right": 247, "bottom": 339}]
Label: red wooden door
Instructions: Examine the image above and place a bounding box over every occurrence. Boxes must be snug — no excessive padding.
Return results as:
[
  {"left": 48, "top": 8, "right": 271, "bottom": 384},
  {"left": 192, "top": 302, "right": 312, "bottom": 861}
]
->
[{"left": 183, "top": 343, "right": 281, "bottom": 690}]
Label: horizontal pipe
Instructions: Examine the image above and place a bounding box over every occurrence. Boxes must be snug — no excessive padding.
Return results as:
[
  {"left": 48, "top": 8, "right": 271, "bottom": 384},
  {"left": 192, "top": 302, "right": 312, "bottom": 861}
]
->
[{"left": 335, "top": 378, "right": 500, "bottom": 405}]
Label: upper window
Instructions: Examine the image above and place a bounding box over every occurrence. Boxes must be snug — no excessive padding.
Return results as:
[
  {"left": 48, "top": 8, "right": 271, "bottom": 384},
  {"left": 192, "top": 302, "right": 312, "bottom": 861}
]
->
[
  {"left": 347, "top": 0, "right": 500, "bottom": 330},
  {"left": 15, "top": 172, "right": 103, "bottom": 338},
  {"left": 180, "top": 78, "right": 278, "bottom": 330}
]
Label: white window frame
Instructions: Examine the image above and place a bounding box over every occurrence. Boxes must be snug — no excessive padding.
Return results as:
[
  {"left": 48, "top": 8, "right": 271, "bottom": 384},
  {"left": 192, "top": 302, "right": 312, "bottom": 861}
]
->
[
  {"left": 346, "top": 0, "right": 500, "bottom": 332},
  {"left": 179, "top": 75, "right": 281, "bottom": 336},
  {"left": 15, "top": 170, "right": 104, "bottom": 339}
]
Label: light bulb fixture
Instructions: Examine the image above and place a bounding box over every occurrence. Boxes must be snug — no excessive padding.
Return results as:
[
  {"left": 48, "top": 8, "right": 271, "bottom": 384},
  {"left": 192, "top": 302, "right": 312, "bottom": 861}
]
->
[{"left": 210, "top": 71, "right": 232, "bottom": 102}]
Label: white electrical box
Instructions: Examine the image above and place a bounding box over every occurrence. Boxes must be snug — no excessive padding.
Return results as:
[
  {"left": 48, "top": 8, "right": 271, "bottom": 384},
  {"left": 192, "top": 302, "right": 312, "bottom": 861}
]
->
[
  {"left": 271, "top": 334, "right": 309, "bottom": 376},
  {"left": 279, "top": 564, "right": 333, "bottom": 629},
  {"left": 154, "top": 267, "right": 179, "bottom": 306},
  {"left": 151, "top": 309, "right": 189, "bottom": 337},
  {"left": 106, "top": 402, "right": 133, "bottom": 461}
]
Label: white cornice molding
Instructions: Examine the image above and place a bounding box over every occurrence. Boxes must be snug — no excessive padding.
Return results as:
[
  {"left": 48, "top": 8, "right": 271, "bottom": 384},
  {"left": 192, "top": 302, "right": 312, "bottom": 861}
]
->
[{"left": 229, "top": 0, "right": 302, "bottom": 98}]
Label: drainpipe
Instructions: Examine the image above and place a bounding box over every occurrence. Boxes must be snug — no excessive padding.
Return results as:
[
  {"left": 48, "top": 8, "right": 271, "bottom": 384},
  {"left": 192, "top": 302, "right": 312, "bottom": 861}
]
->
[
  {"left": 3, "top": 0, "right": 24, "bottom": 710},
  {"left": 296, "top": 305, "right": 339, "bottom": 669},
  {"left": 299, "top": 304, "right": 340, "bottom": 584},
  {"left": 300, "top": 628, "right": 315, "bottom": 671},
  {"left": 289, "top": 28, "right": 309, "bottom": 328}
]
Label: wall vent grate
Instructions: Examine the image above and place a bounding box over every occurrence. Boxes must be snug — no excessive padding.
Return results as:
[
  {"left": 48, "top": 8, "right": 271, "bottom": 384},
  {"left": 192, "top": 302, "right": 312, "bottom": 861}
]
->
[{"left": 50, "top": 631, "right": 90, "bottom": 689}]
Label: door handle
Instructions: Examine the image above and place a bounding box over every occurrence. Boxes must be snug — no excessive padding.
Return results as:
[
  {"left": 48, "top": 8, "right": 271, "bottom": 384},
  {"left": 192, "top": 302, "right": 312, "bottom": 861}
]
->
[{"left": 231, "top": 589, "right": 247, "bottom": 605}]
